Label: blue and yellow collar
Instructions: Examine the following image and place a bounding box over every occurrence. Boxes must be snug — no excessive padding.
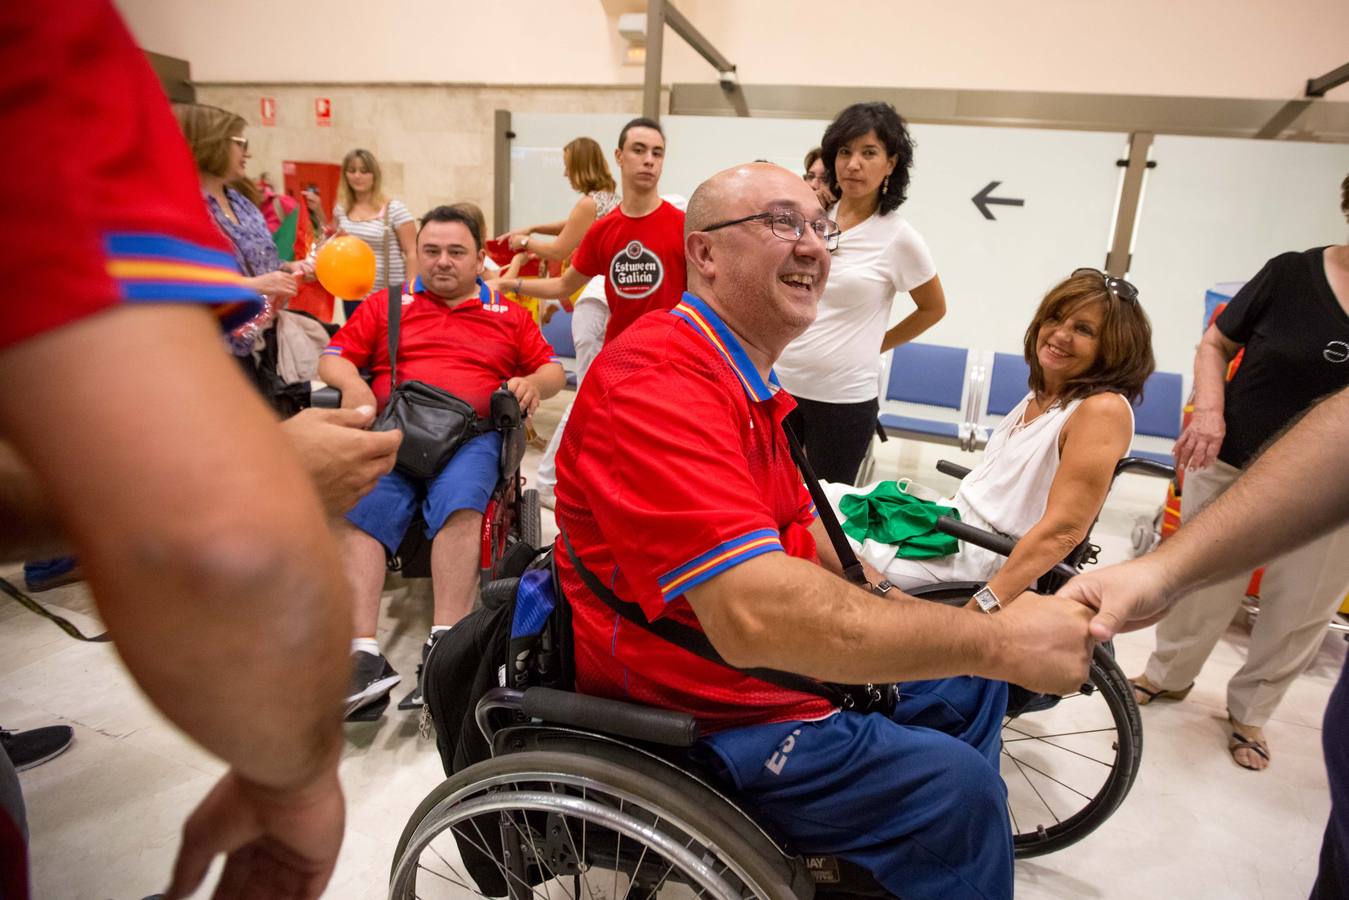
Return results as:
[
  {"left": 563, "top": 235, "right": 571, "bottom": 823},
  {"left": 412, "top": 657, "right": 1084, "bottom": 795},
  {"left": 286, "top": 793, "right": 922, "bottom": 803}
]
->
[{"left": 669, "top": 292, "right": 779, "bottom": 403}]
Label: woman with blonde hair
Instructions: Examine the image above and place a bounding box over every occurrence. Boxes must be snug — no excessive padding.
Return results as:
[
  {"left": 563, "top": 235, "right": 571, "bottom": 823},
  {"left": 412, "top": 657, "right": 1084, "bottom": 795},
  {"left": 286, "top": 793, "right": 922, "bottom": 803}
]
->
[
  {"left": 333, "top": 148, "right": 417, "bottom": 317},
  {"left": 172, "top": 103, "right": 302, "bottom": 352},
  {"left": 496, "top": 137, "right": 618, "bottom": 264}
]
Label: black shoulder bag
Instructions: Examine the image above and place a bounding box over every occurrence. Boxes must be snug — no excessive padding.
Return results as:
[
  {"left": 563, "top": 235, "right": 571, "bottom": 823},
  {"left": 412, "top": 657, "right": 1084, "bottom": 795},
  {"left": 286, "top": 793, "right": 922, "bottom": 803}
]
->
[
  {"left": 558, "top": 419, "right": 898, "bottom": 716},
  {"left": 373, "top": 283, "right": 483, "bottom": 480}
]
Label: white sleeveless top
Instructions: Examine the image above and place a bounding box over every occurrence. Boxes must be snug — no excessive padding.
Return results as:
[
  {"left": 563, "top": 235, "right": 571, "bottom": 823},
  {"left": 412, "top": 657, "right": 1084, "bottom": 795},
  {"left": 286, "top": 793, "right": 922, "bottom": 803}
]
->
[
  {"left": 836, "top": 390, "right": 1132, "bottom": 588},
  {"left": 955, "top": 391, "right": 1133, "bottom": 538}
]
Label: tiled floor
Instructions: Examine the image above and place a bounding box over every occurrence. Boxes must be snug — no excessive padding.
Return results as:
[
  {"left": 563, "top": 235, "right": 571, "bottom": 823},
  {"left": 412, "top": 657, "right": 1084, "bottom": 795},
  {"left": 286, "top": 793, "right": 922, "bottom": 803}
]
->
[{"left": 3, "top": 390, "right": 1342, "bottom": 898}]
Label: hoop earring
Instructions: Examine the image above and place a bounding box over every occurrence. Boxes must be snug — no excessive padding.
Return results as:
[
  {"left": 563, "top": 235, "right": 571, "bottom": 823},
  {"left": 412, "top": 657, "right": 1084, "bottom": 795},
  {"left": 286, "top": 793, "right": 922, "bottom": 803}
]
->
[{"left": 882, "top": 175, "right": 890, "bottom": 194}]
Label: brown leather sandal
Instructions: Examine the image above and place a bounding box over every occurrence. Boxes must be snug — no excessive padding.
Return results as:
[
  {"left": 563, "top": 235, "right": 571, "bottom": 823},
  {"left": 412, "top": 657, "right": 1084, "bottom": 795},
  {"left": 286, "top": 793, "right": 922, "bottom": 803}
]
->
[{"left": 1129, "top": 676, "right": 1194, "bottom": 705}]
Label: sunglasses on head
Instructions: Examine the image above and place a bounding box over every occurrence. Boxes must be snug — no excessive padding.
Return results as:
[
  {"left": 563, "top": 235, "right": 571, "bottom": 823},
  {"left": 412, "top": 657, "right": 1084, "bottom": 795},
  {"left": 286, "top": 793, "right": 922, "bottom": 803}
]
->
[{"left": 1072, "top": 267, "right": 1138, "bottom": 304}]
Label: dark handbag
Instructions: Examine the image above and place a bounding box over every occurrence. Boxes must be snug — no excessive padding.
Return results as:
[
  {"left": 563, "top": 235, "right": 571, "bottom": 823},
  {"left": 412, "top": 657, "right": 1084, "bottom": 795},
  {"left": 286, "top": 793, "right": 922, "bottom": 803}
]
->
[{"left": 373, "top": 282, "right": 482, "bottom": 480}]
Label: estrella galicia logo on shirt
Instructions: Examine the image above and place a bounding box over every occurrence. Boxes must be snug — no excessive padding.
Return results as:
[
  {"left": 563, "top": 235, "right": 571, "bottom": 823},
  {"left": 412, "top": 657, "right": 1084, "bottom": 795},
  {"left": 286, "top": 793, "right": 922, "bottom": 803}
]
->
[{"left": 609, "top": 240, "right": 664, "bottom": 300}]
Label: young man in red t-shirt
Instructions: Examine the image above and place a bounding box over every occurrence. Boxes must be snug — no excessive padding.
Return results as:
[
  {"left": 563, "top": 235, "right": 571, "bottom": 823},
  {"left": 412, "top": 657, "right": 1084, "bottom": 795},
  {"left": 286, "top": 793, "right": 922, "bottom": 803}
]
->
[
  {"left": 320, "top": 206, "right": 566, "bottom": 713},
  {"left": 496, "top": 118, "right": 687, "bottom": 345}
]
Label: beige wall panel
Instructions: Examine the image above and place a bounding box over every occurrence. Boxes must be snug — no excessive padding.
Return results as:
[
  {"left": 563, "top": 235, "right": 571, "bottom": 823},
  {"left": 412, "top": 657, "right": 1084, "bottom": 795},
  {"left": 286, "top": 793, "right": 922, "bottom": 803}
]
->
[
  {"left": 196, "top": 84, "right": 644, "bottom": 235},
  {"left": 121, "top": 0, "right": 1349, "bottom": 101}
]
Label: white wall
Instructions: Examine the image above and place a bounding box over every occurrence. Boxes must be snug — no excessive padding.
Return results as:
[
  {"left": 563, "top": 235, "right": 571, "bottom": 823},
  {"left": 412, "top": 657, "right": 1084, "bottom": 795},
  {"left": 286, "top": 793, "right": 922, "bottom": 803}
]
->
[{"left": 116, "top": 0, "right": 1349, "bottom": 102}]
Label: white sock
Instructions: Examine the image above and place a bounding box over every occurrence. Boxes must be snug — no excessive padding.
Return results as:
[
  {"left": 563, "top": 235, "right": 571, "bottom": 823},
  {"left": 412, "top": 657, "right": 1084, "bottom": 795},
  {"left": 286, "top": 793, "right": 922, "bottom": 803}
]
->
[
  {"left": 429, "top": 625, "right": 452, "bottom": 645},
  {"left": 351, "top": 637, "right": 380, "bottom": 656}
]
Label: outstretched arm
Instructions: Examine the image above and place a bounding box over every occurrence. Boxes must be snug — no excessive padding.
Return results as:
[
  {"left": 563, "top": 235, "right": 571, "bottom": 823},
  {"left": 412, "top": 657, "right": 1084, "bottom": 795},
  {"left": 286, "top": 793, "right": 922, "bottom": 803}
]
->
[
  {"left": 0, "top": 303, "right": 352, "bottom": 897},
  {"left": 986, "top": 394, "right": 1132, "bottom": 603},
  {"left": 1062, "top": 386, "right": 1349, "bottom": 640}
]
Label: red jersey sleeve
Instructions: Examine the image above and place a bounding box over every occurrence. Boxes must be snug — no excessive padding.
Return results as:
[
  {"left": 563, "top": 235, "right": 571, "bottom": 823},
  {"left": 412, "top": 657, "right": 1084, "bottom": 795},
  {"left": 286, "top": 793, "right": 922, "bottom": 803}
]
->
[
  {"left": 513, "top": 309, "right": 561, "bottom": 375},
  {"left": 569, "top": 218, "right": 606, "bottom": 280},
  {"left": 795, "top": 481, "right": 819, "bottom": 525},
  {"left": 324, "top": 291, "right": 386, "bottom": 367},
  {"left": 576, "top": 359, "right": 785, "bottom": 621},
  {"left": 0, "top": 0, "right": 260, "bottom": 352}
]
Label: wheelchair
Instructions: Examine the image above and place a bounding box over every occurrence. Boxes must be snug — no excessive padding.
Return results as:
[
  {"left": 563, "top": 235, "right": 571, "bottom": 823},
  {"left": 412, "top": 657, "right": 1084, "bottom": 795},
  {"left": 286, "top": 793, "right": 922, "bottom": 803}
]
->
[
  {"left": 389, "top": 456, "right": 1173, "bottom": 898},
  {"left": 312, "top": 383, "right": 545, "bottom": 586}
]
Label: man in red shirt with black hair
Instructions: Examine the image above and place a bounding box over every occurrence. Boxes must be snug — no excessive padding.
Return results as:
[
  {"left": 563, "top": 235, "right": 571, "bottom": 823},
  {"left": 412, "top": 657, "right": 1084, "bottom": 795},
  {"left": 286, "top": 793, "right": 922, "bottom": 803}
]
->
[
  {"left": 0, "top": 2, "right": 386, "bottom": 897},
  {"left": 553, "top": 163, "right": 1096, "bottom": 900},
  {"left": 496, "top": 117, "right": 687, "bottom": 344},
  {"left": 321, "top": 206, "right": 566, "bottom": 713}
]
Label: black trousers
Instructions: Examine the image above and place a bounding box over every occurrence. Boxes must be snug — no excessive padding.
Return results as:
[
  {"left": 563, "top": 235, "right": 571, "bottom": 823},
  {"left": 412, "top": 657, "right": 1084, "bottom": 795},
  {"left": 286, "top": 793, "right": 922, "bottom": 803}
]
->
[{"left": 784, "top": 395, "right": 879, "bottom": 486}]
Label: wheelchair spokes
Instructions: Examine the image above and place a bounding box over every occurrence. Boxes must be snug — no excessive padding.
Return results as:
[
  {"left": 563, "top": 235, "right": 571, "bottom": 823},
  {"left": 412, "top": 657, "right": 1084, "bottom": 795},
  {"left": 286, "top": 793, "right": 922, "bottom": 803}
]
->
[
  {"left": 1001, "top": 646, "right": 1142, "bottom": 857},
  {"left": 392, "top": 763, "right": 774, "bottom": 900}
]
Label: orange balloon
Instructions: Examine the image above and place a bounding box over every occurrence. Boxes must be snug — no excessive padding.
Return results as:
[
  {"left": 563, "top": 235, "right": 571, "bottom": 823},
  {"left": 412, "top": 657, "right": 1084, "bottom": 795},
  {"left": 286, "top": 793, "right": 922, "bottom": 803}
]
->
[{"left": 315, "top": 236, "right": 377, "bottom": 299}]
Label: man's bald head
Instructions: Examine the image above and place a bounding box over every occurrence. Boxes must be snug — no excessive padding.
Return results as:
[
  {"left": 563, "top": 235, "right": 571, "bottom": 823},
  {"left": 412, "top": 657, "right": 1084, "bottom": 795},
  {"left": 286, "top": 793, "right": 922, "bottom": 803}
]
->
[
  {"left": 684, "top": 162, "right": 795, "bottom": 240},
  {"left": 682, "top": 162, "right": 832, "bottom": 358}
]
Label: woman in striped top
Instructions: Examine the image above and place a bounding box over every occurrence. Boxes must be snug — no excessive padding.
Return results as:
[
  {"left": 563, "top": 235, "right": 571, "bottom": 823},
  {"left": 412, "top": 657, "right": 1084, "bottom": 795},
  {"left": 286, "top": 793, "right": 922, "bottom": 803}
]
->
[{"left": 332, "top": 148, "right": 416, "bottom": 317}]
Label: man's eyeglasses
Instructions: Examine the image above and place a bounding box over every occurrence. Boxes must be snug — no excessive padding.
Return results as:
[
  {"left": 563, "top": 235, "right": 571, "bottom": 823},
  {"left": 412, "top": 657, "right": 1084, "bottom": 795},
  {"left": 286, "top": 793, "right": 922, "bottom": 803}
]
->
[
  {"left": 702, "top": 210, "right": 841, "bottom": 252},
  {"left": 230, "top": 136, "right": 250, "bottom": 153},
  {"left": 1072, "top": 267, "right": 1139, "bottom": 304}
]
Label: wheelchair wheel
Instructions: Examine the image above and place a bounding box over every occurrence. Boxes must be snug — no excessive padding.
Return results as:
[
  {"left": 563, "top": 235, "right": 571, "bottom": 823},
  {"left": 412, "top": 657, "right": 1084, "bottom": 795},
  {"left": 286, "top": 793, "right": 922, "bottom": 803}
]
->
[
  {"left": 912, "top": 585, "right": 1143, "bottom": 858},
  {"left": 518, "top": 487, "right": 542, "bottom": 550},
  {"left": 390, "top": 748, "right": 802, "bottom": 900}
]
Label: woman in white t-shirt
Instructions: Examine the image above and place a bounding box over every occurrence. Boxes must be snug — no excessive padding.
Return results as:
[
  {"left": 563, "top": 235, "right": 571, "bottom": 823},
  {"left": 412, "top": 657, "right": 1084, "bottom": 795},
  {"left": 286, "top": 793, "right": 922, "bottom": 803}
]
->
[
  {"left": 777, "top": 102, "right": 948, "bottom": 484},
  {"left": 332, "top": 148, "right": 417, "bottom": 318}
]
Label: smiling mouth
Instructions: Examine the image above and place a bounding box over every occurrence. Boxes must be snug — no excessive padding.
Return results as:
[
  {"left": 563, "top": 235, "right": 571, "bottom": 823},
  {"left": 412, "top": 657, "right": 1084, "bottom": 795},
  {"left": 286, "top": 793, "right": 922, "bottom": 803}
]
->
[
  {"left": 1043, "top": 344, "right": 1072, "bottom": 360},
  {"left": 780, "top": 273, "right": 817, "bottom": 292}
]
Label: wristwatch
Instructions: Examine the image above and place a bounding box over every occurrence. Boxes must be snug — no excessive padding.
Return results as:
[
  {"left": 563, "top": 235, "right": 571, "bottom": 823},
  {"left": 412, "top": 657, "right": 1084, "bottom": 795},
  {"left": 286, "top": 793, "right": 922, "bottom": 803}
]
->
[{"left": 972, "top": 585, "right": 1002, "bottom": 614}]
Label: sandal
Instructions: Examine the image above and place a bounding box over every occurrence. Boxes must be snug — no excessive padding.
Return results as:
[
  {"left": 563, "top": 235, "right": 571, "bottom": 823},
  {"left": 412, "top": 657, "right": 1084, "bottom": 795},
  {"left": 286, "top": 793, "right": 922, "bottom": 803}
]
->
[
  {"left": 1129, "top": 676, "right": 1194, "bottom": 705},
  {"left": 1228, "top": 713, "right": 1271, "bottom": 771}
]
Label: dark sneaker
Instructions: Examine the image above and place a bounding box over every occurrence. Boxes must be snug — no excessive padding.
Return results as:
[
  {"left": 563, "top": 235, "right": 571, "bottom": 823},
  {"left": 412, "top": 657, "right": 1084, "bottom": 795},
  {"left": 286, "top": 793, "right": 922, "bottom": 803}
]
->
[
  {"left": 0, "top": 725, "right": 74, "bottom": 771},
  {"left": 22, "top": 557, "right": 82, "bottom": 593},
  {"left": 397, "top": 635, "right": 439, "bottom": 711},
  {"left": 345, "top": 651, "right": 399, "bottom": 716}
]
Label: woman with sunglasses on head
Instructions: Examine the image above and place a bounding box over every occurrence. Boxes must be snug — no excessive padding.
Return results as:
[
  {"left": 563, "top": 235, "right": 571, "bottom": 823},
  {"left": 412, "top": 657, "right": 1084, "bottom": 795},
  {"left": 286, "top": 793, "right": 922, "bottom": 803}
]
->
[
  {"left": 1130, "top": 177, "right": 1349, "bottom": 773},
  {"left": 831, "top": 269, "right": 1154, "bottom": 607},
  {"left": 332, "top": 148, "right": 417, "bottom": 318},
  {"left": 777, "top": 102, "right": 948, "bottom": 485},
  {"left": 173, "top": 103, "right": 303, "bottom": 352}
]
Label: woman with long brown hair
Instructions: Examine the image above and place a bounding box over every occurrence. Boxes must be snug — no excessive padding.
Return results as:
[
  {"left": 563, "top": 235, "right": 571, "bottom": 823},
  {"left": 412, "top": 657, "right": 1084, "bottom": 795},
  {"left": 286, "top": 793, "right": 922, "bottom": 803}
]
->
[{"left": 834, "top": 269, "right": 1155, "bottom": 605}]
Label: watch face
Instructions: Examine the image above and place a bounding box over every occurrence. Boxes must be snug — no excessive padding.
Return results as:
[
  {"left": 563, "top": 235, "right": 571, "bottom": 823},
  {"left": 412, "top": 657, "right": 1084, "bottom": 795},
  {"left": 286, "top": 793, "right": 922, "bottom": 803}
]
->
[{"left": 974, "top": 587, "right": 1000, "bottom": 612}]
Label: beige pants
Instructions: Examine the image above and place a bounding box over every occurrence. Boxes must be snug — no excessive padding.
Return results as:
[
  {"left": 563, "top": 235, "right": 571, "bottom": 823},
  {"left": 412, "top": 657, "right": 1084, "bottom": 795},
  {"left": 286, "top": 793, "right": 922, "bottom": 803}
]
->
[{"left": 1144, "top": 459, "right": 1349, "bottom": 726}]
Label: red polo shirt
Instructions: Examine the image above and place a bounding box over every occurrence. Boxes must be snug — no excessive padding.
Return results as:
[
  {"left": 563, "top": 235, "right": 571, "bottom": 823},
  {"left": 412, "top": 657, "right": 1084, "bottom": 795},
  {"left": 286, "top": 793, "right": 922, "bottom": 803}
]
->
[
  {"left": 570, "top": 200, "right": 687, "bottom": 344},
  {"left": 324, "top": 277, "right": 559, "bottom": 416},
  {"left": 1, "top": 0, "right": 261, "bottom": 352},
  {"left": 554, "top": 292, "right": 834, "bottom": 732}
]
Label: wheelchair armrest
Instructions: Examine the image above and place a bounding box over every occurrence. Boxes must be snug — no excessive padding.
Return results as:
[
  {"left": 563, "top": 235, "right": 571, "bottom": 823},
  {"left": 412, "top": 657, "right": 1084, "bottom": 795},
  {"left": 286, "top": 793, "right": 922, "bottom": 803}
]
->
[
  {"left": 308, "top": 385, "right": 342, "bottom": 409},
  {"left": 936, "top": 459, "right": 972, "bottom": 480},
  {"left": 934, "top": 516, "right": 1078, "bottom": 582},
  {"left": 477, "top": 685, "right": 700, "bottom": 748},
  {"left": 1114, "top": 456, "right": 1176, "bottom": 480},
  {"left": 489, "top": 384, "right": 523, "bottom": 432}
]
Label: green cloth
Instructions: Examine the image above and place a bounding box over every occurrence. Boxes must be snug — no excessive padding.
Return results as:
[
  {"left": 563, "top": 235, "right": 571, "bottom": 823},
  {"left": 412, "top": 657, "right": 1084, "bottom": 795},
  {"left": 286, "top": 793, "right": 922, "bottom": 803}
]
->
[
  {"left": 272, "top": 206, "right": 299, "bottom": 262},
  {"left": 837, "top": 482, "right": 962, "bottom": 559}
]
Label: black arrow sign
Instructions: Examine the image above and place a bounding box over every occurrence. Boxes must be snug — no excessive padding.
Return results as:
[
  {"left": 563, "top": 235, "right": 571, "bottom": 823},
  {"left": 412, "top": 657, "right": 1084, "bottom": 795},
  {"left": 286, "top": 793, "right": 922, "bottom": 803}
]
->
[{"left": 972, "top": 181, "right": 1024, "bottom": 220}]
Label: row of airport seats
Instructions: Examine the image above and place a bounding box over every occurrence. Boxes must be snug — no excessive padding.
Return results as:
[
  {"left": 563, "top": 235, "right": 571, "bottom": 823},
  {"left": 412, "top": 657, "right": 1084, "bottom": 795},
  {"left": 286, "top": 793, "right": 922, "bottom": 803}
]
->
[
  {"left": 542, "top": 312, "right": 1182, "bottom": 473},
  {"left": 875, "top": 341, "right": 1182, "bottom": 468}
]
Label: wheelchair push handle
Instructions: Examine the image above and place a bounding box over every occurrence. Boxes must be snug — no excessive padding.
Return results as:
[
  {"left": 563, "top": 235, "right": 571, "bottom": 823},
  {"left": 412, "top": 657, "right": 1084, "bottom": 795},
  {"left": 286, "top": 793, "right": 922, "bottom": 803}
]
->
[
  {"left": 934, "top": 516, "right": 1078, "bottom": 582},
  {"left": 1114, "top": 455, "right": 1176, "bottom": 480},
  {"left": 936, "top": 459, "right": 972, "bottom": 480}
]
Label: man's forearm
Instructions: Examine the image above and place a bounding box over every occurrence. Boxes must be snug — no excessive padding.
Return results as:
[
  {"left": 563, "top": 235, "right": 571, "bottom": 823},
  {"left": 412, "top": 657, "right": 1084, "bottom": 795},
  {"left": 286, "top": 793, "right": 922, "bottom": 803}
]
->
[
  {"left": 526, "top": 364, "right": 567, "bottom": 402},
  {"left": 0, "top": 306, "right": 350, "bottom": 792},
  {"left": 1154, "top": 386, "right": 1349, "bottom": 593},
  {"left": 318, "top": 356, "right": 375, "bottom": 407},
  {"left": 689, "top": 553, "right": 1017, "bottom": 685}
]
